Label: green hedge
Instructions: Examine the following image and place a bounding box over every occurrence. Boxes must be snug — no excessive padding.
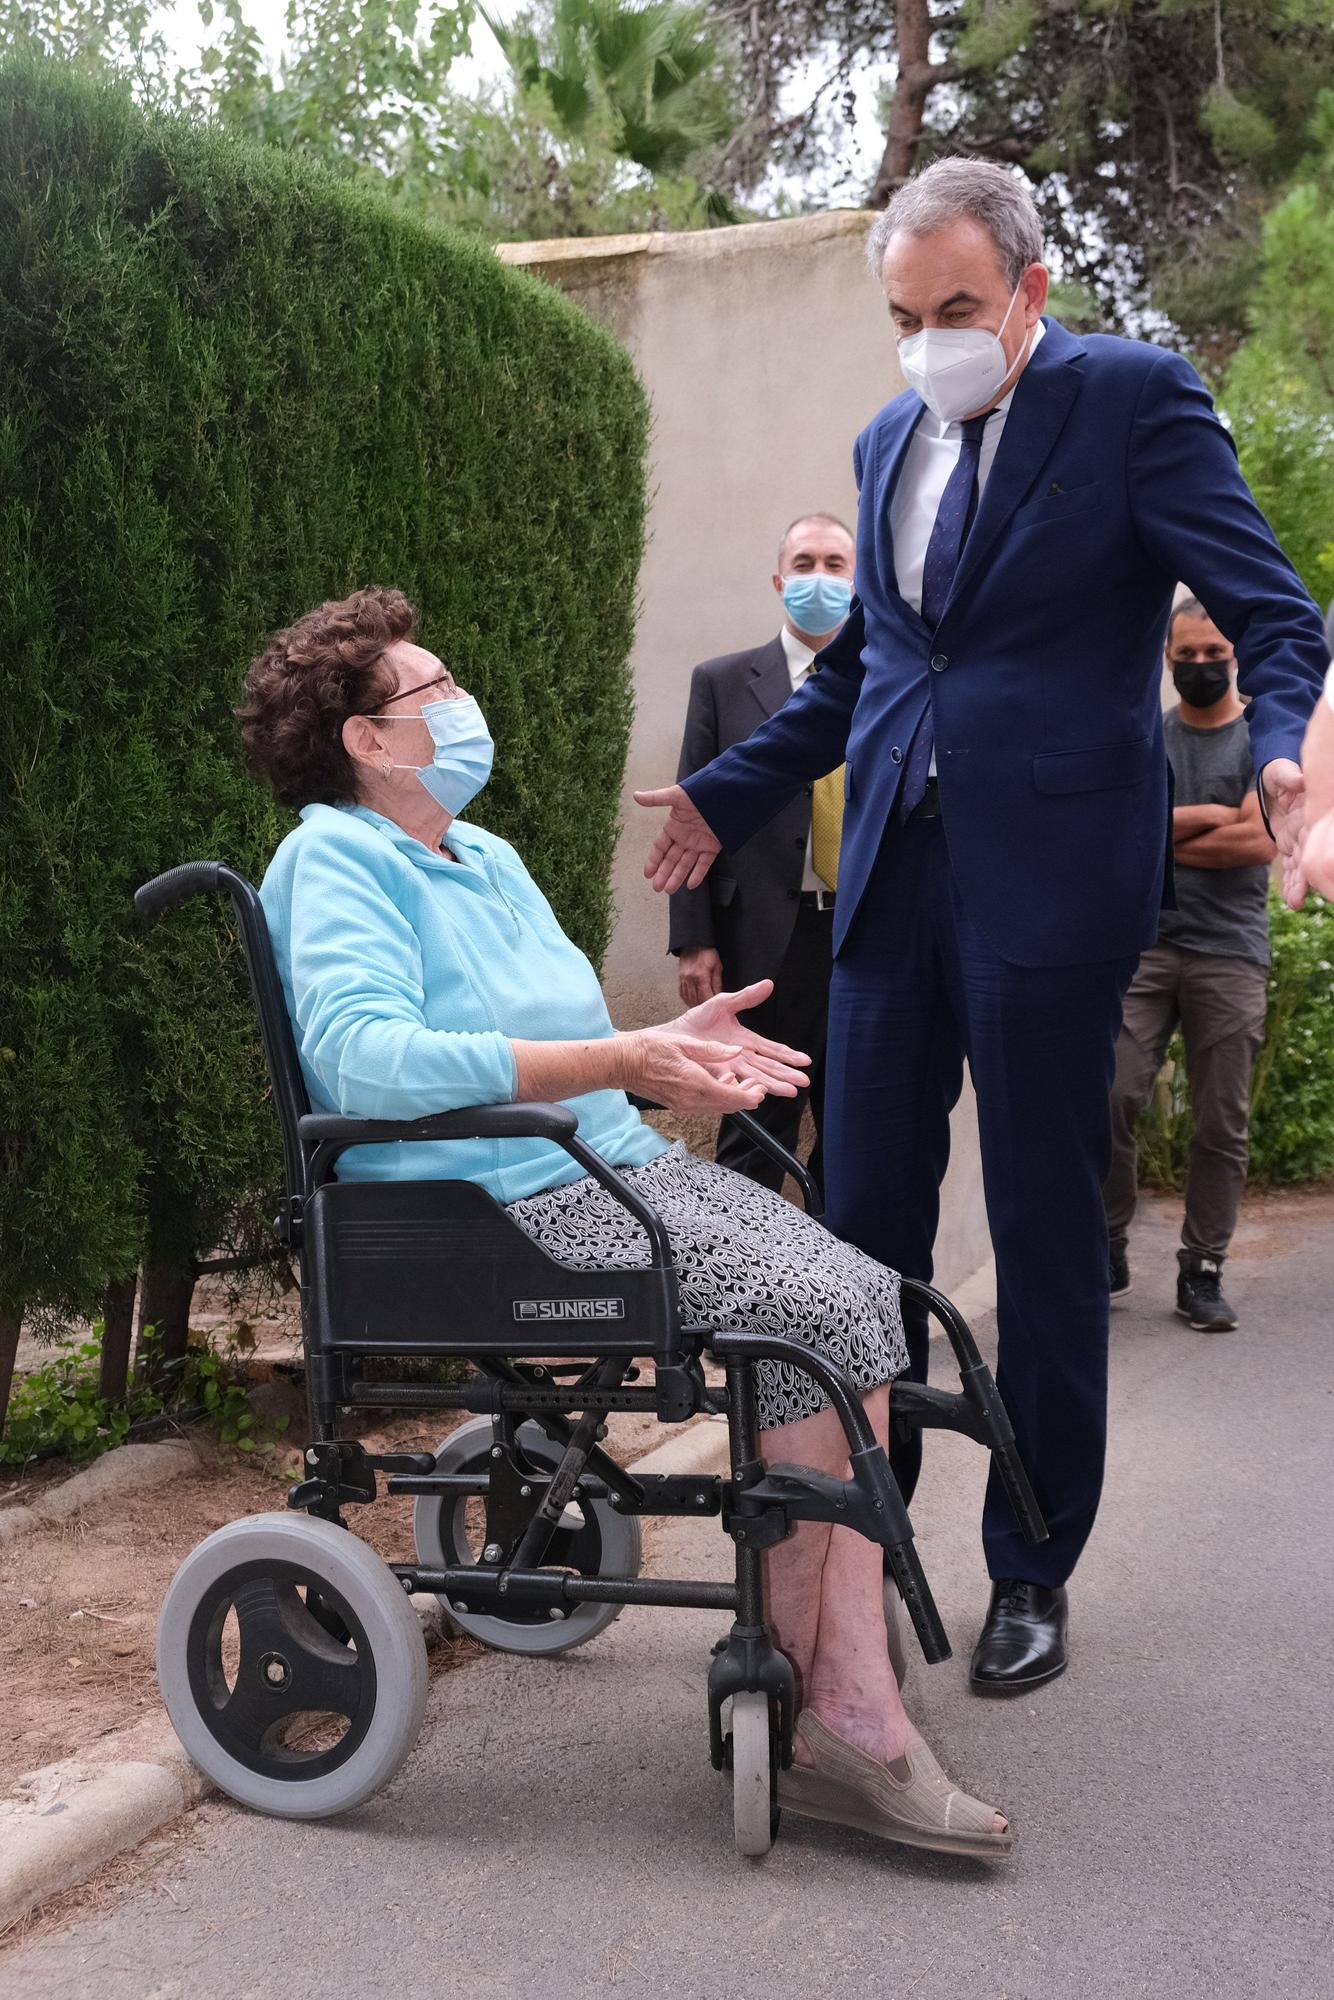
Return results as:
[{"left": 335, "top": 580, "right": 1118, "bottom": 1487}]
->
[
  {"left": 1135, "top": 891, "right": 1334, "bottom": 1188},
  {"left": 0, "top": 59, "right": 647, "bottom": 1367}
]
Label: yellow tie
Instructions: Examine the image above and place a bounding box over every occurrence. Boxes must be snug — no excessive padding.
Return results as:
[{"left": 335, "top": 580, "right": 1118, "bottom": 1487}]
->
[
  {"left": 797, "top": 657, "right": 843, "bottom": 889},
  {"left": 811, "top": 765, "right": 845, "bottom": 889}
]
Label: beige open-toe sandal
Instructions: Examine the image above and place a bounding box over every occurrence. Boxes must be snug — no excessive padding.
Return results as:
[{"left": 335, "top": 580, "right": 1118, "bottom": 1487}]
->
[{"left": 777, "top": 1711, "right": 1014, "bottom": 1861}]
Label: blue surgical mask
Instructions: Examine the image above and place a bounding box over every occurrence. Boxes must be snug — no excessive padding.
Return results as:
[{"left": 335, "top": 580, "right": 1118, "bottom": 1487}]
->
[
  {"left": 782, "top": 571, "right": 853, "bottom": 635},
  {"left": 385, "top": 693, "right": 495, "bottom": 816}
]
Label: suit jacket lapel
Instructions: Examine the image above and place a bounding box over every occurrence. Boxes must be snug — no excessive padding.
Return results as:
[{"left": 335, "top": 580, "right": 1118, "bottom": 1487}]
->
[
  {"left": 748, "top": 634, "right": 792, "bottom": 720},
  {"left": 873, "top": 400, "right": 929, "bottom": 628},
  {"left": 947, "top": 318, "right": 1086, "bottom": 611}
]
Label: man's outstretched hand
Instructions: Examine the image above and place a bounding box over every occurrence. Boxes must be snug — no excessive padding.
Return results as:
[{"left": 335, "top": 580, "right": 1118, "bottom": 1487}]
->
[
  {"left": 635, "top": 783, "right": 723, "bottom": 894},
  {"left": 1262, "top": 757, "right": 1308, "bottom": 907}
]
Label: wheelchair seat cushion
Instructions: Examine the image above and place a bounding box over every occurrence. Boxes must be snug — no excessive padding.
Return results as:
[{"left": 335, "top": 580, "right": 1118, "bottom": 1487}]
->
[{"left": 505, "top": 1142, "right": 908, "bottom": 1430}]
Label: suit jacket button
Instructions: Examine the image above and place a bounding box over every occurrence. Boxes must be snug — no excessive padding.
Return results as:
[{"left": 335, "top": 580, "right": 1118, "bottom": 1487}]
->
[
  {"left": 890, "top": 745, "right": 903, "bottom": 763},
  {"left": 930, "top": 653, "right": 949, "bottom": 671}
]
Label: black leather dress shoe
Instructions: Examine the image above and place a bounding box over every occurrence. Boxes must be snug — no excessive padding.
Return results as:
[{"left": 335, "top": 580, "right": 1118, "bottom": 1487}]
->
[{"left": 969, "top": 1579, "right": 1069, "bottom": 1695}]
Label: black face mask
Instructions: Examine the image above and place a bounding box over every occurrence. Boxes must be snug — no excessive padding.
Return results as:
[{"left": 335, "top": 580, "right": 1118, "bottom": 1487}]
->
[{"left": 1171, "top": 660, "right": 1233, "bottom": 709}]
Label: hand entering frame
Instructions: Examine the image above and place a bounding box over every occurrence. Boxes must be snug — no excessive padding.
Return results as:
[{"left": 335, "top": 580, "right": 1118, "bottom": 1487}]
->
[
  {"left": 635, "top": 783, "right": 723, "bottom": 894},
  {"left": 1262, "top": 757, "right": 1308, "bottom": 907}
]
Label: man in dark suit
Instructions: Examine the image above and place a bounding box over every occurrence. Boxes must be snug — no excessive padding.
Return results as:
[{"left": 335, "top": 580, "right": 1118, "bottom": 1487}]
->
[
  {"left": 670, "top": 513, "right": 855, "bottom": 1197},
  {"left": 638, "top": 158, "right": 1326, "bottom": 1696}
]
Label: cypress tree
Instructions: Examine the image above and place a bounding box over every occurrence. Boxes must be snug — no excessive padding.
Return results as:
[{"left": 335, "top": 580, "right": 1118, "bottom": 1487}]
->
[{"left": 0, "top": 59, "right": 647, "bottom": 1428}]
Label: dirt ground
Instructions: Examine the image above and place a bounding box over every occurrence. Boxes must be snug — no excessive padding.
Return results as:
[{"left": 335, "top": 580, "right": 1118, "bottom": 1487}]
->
[{"left": 0, "top": 1356, "right": 678, "bottom": 1795}]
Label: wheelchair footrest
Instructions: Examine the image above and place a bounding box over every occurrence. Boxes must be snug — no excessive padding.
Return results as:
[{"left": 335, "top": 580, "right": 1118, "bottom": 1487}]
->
[
  {"left": 889, "top": 1381, "right": 1048, "bottom": 1548},
  {"left": 731, "top": 1462, "right": 880, "bottom": 1540},
  {"left": 730, "top": 1456, "right": 953, "bottom": 1667}
]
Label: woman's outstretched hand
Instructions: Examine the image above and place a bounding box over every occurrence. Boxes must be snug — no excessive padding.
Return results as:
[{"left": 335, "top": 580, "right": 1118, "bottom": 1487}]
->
[
  {"left": 671, "top": 979, "right": 811, "bottom": 1098},
  {"left": 620, "top": 983, "right": 810, "bottom": 1115},
  {"left": 620, "top": 1027, "right": 767, "bottom": 1114}
]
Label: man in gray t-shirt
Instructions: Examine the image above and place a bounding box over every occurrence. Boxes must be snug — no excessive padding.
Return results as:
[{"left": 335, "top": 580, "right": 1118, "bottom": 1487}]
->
[{"left": 1104, "top": 598, "right": 1276, "bottom": 1331}]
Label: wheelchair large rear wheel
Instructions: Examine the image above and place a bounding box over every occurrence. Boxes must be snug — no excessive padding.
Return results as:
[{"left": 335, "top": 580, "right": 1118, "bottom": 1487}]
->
[
  {"left": 413, "top": 1416, "right": 642, "bottom": 1657},
  {"left": 156, "top": 1512, "right": 428, "bottom": 1819}
]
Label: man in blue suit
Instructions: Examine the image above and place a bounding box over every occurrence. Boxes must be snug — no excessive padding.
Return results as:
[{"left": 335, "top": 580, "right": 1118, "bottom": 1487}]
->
[{"left": 638, "top": 158, "right": 1327, "bottom": 1695}]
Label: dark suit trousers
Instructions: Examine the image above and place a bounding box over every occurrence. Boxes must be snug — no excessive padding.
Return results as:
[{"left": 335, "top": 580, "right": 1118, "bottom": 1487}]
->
[
  {"left": 823, "top": 820, "right": 1136, "bottom": 1586},
  {"left": 714, "top": 901, "right": 832, "bottom": 1200}
]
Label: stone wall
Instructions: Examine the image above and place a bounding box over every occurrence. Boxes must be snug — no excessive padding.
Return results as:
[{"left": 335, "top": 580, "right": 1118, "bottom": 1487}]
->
[{"left": 499, "top": 212, "right": 994, "bottom": 1303}]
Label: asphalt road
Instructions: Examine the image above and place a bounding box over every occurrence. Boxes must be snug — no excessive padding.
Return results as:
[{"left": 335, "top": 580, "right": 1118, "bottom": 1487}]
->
[{"left": 5, "top": 1191, "right": 1332, "bottom": 2000}]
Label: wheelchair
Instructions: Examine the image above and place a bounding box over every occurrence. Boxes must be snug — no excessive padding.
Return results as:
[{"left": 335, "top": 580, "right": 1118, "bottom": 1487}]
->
[{"left": 137, "top": 860, "right": 1047, "bottom": 1854}]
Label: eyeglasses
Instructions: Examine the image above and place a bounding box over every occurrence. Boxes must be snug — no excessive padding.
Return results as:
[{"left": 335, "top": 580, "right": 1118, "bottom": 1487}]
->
[{"left": 360, "top": 671, "right": 458, "bottom": 717}]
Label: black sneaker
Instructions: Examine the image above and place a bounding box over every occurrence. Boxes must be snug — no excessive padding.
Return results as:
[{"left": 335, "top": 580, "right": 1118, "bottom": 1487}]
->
[
  {"left": 1176, "top": 1257, "right": 1238, "bottom": 1332},
  {"left": 1109, "top": 1247, "right": 1132, "bottom": 1300}
]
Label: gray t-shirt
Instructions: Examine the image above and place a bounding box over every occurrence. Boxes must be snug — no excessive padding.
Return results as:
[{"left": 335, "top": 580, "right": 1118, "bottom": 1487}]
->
[{"left": 1158, "top": 710, "right": 1270, "bottom": 966}]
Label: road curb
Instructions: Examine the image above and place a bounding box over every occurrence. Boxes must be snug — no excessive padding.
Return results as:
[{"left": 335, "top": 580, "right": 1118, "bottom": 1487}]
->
[{"left": 0, "top": 1415, "right": 730, "bottom": 1932}]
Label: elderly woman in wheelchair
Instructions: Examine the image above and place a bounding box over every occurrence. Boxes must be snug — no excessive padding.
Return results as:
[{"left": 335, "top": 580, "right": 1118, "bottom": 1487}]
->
[{"left": 143, "top": 588, "right": 1043, "bottom": 1857}]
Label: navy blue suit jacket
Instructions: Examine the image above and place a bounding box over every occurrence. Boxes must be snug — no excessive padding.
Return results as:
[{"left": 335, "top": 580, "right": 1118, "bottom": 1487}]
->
[{"left": 684, "top": 319, "right": 1328, "bottom": 968}]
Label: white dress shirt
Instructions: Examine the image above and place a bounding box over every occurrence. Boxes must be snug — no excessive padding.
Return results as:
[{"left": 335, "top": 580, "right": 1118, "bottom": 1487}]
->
[
  {"left": 888, "top": 319, "right": 1045, "bottom": 773},
  {"left": 782, "top": 623, "right": 828, "bottom": 892}
]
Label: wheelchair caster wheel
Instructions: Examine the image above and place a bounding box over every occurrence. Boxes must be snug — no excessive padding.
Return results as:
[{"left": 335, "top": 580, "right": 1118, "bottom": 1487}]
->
[
  {"left": 729, "top": 1691, "right": 780, "bottom": 1857},
  {"left": 156, "top": 1512, "right": 428, "bottom": 1820},
  {"left": 413, "top": 1416, "right": 641, "bottom": 1657}
]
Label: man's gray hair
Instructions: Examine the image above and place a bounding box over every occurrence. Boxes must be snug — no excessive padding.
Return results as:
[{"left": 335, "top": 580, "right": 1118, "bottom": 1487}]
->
[{"left": 865, "top": 158, "right": 1045, "bottom": 289}]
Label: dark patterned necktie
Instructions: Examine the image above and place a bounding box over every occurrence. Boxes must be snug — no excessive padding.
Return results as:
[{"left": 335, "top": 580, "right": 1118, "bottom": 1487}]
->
[{"left": 898, "top": 411, "right": 991, "bottom": 820}]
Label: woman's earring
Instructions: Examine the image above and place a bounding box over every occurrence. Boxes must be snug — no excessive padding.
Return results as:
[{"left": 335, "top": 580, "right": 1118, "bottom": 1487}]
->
[{"left": 380, "top": 757, "right": 393, "bottom": 777}]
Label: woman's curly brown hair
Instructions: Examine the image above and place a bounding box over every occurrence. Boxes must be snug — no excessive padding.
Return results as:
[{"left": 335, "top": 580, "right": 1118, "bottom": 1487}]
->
[{"left": 237, "top": 587, "right": 419, "bottom": 809}]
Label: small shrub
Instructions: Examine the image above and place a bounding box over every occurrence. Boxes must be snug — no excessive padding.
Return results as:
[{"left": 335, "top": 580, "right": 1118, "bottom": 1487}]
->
[
  {"left": 0, "top": 1321, "right": 290, "bottom": 1467},
  {"left": 0, "top": 1328, "right": 153, "bottom": 1466}
]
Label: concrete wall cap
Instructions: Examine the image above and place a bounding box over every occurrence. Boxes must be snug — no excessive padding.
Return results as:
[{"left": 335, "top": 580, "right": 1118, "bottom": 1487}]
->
[{"left": 497, "top": 208, "right": 875, "bottom": 269}]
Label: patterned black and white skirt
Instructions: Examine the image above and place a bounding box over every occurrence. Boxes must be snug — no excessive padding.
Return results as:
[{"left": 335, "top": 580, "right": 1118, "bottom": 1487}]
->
[{"left": 505, "top": 1142, "right": 908, "bottom": 1431}]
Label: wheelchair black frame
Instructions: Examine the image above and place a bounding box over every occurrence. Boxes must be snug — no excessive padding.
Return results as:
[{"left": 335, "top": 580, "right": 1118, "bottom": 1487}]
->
[{"left": 135, "top": 860, "right": 1047, "bottom": 1768}]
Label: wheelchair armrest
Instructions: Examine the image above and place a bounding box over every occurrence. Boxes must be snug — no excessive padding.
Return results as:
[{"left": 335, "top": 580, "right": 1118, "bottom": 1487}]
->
[
  {"left": 299, "top": 1104, "right": 578, "bottom": 1150},
  {"left": 300, "top": 1103, "right": 676, "bottom": 1271}
]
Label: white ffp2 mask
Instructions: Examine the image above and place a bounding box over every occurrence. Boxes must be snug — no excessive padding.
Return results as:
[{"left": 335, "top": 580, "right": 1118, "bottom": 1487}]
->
[{"left": 898, "top": 284, "right": 1031, "bottom": 423}]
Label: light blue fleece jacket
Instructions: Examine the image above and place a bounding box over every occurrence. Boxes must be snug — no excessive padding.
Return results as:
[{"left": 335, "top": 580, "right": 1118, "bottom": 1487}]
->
[{"left": 260, "top": 802, "right": 669, "bottom": 1200}]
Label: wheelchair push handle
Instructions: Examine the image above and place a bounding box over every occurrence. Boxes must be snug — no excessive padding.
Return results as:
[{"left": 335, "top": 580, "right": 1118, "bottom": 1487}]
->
[{"left": 134, "top": 860, "right": 224, "bottom": 925}]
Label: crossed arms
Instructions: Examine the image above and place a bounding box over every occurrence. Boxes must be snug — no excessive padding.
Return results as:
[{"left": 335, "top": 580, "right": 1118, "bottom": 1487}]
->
[{"left": 1173, "top": 792, "right": 1276, "bottom": 870}]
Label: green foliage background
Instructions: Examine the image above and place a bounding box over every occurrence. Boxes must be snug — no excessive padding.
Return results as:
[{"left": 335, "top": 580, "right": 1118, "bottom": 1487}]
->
[
  {"left": 1223, "top": 91, "right": 1334, "bottom": 611},
  {"left": 1136, "top": 894, "right": 1334, "bottom": 1190},
  {"left": 0, "top": 56, "right": 647, "bottom": 1335}
]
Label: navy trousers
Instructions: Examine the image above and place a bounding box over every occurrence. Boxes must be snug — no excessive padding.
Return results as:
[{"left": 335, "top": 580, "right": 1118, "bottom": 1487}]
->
[{"left": 823, "top": 818, "right": 1137, "bottom": 1586}]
